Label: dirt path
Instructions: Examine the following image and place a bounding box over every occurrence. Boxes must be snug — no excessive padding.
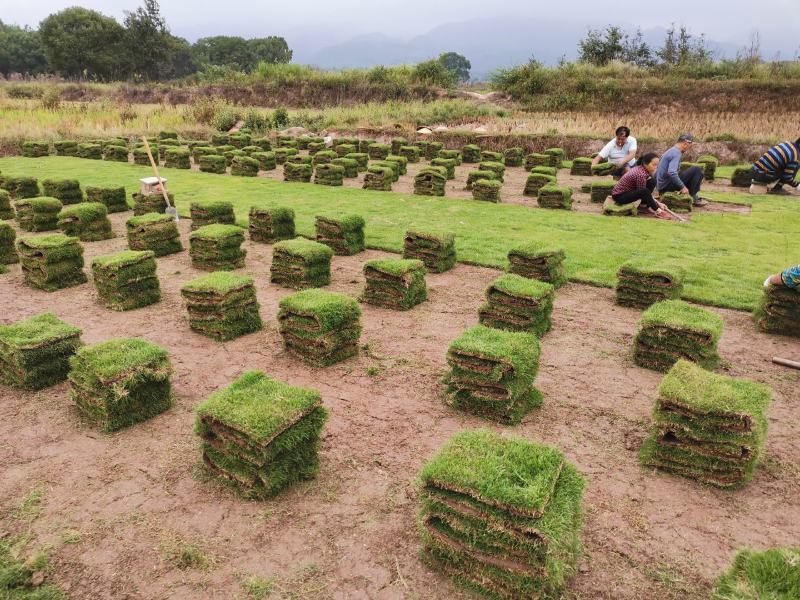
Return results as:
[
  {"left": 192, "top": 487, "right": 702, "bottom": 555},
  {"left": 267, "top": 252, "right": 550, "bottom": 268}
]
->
[{"left": 1, "top": 211, "right": 798, "bottom": 600}]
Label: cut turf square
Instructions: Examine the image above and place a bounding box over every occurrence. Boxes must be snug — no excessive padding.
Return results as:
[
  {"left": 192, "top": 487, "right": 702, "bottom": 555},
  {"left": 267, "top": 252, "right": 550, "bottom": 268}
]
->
[
  {"left": 403, "top": 230, "right": 456, "bottom": 273},
  {"left": 479, "top": 273, "right": 555, "bottom": 336},
  {"left": 249, "top": 206, "right": 295, "bottom": 243},
  {"left": 363, "top": 165, "right": 394, "bottom": 191},
  {"left": 461, "top": 145, "right": 482, "bottom": 163},
  {"left": 15, "top": 197, "right": 62, "bottom": 232},
  {"left": 544, "top": 148, "right": 565, "bottom": 169},
  {"left": 69, "top": 338, "right": 173, "bottom": 432},
  {"left": 590, "top": 180, "right": 616, "bottom": 203},
  {"left": 616, "top": 260, "right": 685, "bottom": 309},
  {"left": 523, "top": 173, "right": 556, "bottom": 197},
  {"left": 57, "top": 202, "right": 114, "bottom": 242},
  {"left": 472, "top": 179, "right": 502, "bottom": 203},
  {"left": 466, "top": 170, "right": 497, "bottom": 191},
  {"left": 181, "top": 272, "right": 263, "bottom": 341},
  {"left": 570, "top": 157, "right": 593, "bottom": 176},
  {"left": 42, "top": 178, "right": 83, "bottom": 205},
  {"left": 753, "top": 284, "right": 800, "bottom": 338},
  {"left": 537, "top": 185, "right": 573, "bottom": 210},
  {"left": 16, "top": 234, "right": 87, "bottom": 291},
  {"left": 2, "top": 176, "right": 40, "bottom": 199},
  {"left": 126, "top": 213, "right": 183, "bottom": 257},
  {"left": 413, "top": 168, "right": 446, "bottom": 196},
  {"left": 507, "top": 242, "right": 567, "bottom": 287},
  {"left": 283, "top": 162, "right": 312, "bottom": 183},
  {"left": 314, "top": 163, "right": 345, "bottom": 186},
  {"left": 190, "top": 201, "right": 236, "bottom": 231},
  {"left": 132, "top": 191, "right": 176, "bottom": 216},
  {"left": 315, "top": 214, "right": 365, "bottom": 256},
  {"left": 270, "top": 238, "right": 333, "bottom": 289},
  {"left": 85, "top": 186, "right": 128, "bottom": 213},
  {"left": 189, "top": 224, "right": 246, "bottom": 271},
  {"left": 91, "top": 250, "right": 160, "bottom": 311},
  {"left": 361, "top": 258, "right": 427, "bottom": 310}
]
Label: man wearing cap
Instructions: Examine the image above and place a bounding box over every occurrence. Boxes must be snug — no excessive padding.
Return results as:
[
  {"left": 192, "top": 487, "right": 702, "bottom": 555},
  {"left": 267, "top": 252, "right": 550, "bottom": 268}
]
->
[
  {"left": 592, "top": 126, "right": 637, "bottom": 177},
  {"left": 655, "top": 133, "right": 708, "bottom": 207}
]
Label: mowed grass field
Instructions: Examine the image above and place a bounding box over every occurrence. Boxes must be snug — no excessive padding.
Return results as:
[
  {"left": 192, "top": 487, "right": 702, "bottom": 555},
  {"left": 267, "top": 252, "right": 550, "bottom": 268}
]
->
[{"left": 1, "top": 156, "right": 797, "bottom": 311}]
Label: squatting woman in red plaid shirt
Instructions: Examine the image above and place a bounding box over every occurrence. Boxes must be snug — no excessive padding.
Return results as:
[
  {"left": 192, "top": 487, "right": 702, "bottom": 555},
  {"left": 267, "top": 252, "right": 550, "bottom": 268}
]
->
[{"left": 610, "top": 153, "right": 676, "bottom": 221}]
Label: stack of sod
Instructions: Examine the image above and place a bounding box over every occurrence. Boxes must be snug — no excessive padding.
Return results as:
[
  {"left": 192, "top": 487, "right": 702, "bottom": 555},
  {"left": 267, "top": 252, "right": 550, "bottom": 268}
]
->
[
  {"left": 2, "top": 176, "right": 40, "bottom": 199},
  {"left": 195, "top": 371, "right": 328, "bottom": 498},
  {"left": 712, "top": 547, "right": 800, "bottom": 598},
  {"left": 231, "top": 156, "right": 259, "bottom": 177},
  {"left": 480, "top": 150, "right": 504, "bottom": 164},
  {"left": 639, "top": 360, "right": 771, "bottom": 488},
  {"left": 368, "top": 143, "right": 391, "bottom": 160},
  {"left": 531, "top": 165, "right": 557, "bottom": 178},
  {"left": 210, "top": 133, "right": 230, "bottom": 146},
  {"left": 252, "top": 137, "right": 272, "bottom": 151},
  {"left": 399, "top": 146, "right": 420, "bottom": 163},
  {"left": 616, "top": 260, "right": 685, "bottom": 308},
  {"left": 661, "top": 192, "right": 693, "bottom": 213},
  {"left": 271, "top": 238, "right": 332, "bottom": 289},
  {"left": 249, "top": 206, "right": 295, "bottom": 243},
  {"left": 403, "top": 230, "right": 456, "bottom": 273},
  {"left": 42, "top": 179, "right": 83, "bottom": 205},
  {"left": 357, "top": 139, "right": 375, "bottom": 153},
  {"left": 15, "top": 197, "right": 62, "bottom": 232},
  {"left": 164, "top": 147, "right": 190, "bottom": 169},
  {"left": 101, "top": 137, "right": 129, "bottom": 149},
  {"left": 466, "top": 170, "right": 497, "bottom": 191},
  {"left": 524, "top": 172, "right": 556, "bottom": 197},
  {"left": 426, "top": 141, "right": 444, "bottom": 160},
  {"left": 287, "top": 155, "right": 313, "bottom": 166},
  {"left": 57, "top": 202, "right": 114, "bottom": 242},
  {"left": 443, "top": 324, "right": 543, "bottom": 424},
  {"left": 54, "top": 140, "right": 78, "bottom": 156},
  {"left": 386, "top": 154, "right": 409, "bottom": 175},
  {"left": 126, "top": 213, "right": 183, "bottom": 256},
  {"left": 85, "top": 186, "right": 128, "bottom": 213},
  {"left": 591, "top": 162, "right": 616, "bottom": 176},
  {"left": 544, "top": 148, "right": 565, "bottom": 169},
  {"left": 189, "top": 224, "right": 246, "bottom": 271},
  {"left": 77, "top": 143, "right": 102, "bottom": 160},
  {"left": 132, "top": 192, "right": 175, "bottom": 216},
  {"left": 297, "top": 135, "right": 312, "bottom": 150},
  {"left": 413, "top": 168, "right": 446, "bottom": 196},
  {"left": 431, "top": 158, "right": 457, "bottom": 180},
  {"left": 570, "top": 157, "right": 593, "bottom": 176},
  {"left": 537, "top": 185, "right": 573, "bottom": 210},
  {"left": 0, "top": 190, "right": 11, "bottom": 220},
  {"left": 277, "top": 139, "right": 297, "bottom": 151},
  {"left": 634, "top": 300, "right": 723, "bottom": 372},
  {"left": 479, "top": 273, "right": 554, "bottom": 336},
  {"left": 0, "top": 223, "right": 18, "bottom": 266},
  {"left": 372, "top": 160, "right": 400, "bottom": 181},
  {"left": 361, "top": 259, "right": 427, "bottom": 310},
  {"left": 69, "top": 338, "right": 173, "bottom": 431},
  {"left": 16, "top": 234, "right": 87, "bottom": 291},
  {"left": 0, "top": 313, "right": 82, "bottom": 390},
  {"left": 335, "top": 143, "right": 356, "bottom": 157},
  {"left": 590, "top": 180, "right": 616, "bottom": 203},
  {"left": 21, "top": 141, "right": 50, "bottom": 157},
  {"left": 278, "top": 289, "right": 362, "bottom": 366},
  {"left": 314, "top": 163, "right": 345, "bottom": 186},
  {"left": 159, "top": 130, "right": 178, "bottom": 141},
  {"left": 504, "top": 147, "right": 525, "bottom": 167},
  {"left": 132, "top": 146, "right": 151, "bottom": 165},
  {"left": 363, "top": 165, "right": 393, "bottom": 191},
  {"left": 345, "top": 152, "right": 369, "bottom": 171},
  {"left": 731, "top": 167, "right": 753, "bottom": 188},
  {"left": 199, "top": 154, "right": 227, "bottom": 174},
  {"left": 252, "top": 151, "right": 277, "bottom": 171},
  {"left": 472, "top": 179, "right": 502, "bottom": 202},
  {"left": 602, "top": 197, "right": 640, "bottom": 216},
  {"left": 391, "top": 137, "right": 408, "bottom": 154},
  {"left": 479, "top": 161, "right": 505, "bottom": 182},
  {"left": 190, "top": 200, "right": 236, "bottom": 231},
  {"left": 461, "top": 144, "right": 482, "bottom": 163},
  {"left": 439, "top": 149, "right": 462, "bottom": 165},
  {"left": 308, "top": 141, "right": 326, "bottom": 155},
  {"left": 331, "top": 157, "right": 359, "bottom": 178},
  {"left": 525, "top": 153, "right": 551, "bottom": 170},
  {"left": 274, "top": 147, "right": 299, "bottom": 164},
  {"left": 229, "top": 133, "right": 251, "bottom": 148},
  {"left": 192, "top": 145, "right": 216, "bottom": 163},
  {"left": 507, "top": 243, "right": 567, "bottom": 287},
  {"left": 315, "top": 214, "right": 365, "bottom": 255},
  {"left": 181, "top": 272, "right": 262, "bottom": 340},
  {"left": 753, "top": 284, "right": 800, "bottom": 337},
  {"left": 241, "top": 145, "right": 262, "bottom": 157},
  {"left": 284, "top": 162, "right": 313, "bottom": 183},
  {"left": 697, "top": 155, "right": 719, "bottom": 181},
  {"left": 92, "top": 250, "right": 160, "bottom": 310},
  {"left": 104, "top": 145, "right": 129, "bottom": 162},
  {"left": 419, "top": 430, "right": 584, "bottom": 599}
]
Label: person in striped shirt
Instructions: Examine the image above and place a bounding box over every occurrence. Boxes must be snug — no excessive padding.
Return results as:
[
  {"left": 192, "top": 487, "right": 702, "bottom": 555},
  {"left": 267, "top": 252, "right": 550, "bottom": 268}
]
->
[
  {"left": 610, "top": 153, "right": 675, "bottom": 220},
  {"left": 749, "top": 138, "right": 800, "bottom": 196}
]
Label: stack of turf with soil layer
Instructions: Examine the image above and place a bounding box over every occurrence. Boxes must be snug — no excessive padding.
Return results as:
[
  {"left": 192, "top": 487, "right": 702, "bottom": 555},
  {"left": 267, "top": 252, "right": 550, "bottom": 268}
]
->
[
  {"left": 271, "top": 238, "right": 332, "bottom": 289},
  {"left": 590, "top": 180, "right": 616, "bottom": 203},
  {"left": 0, "top": 190, "right": 11, "bottom": 220},
  {"left": 54, "top": 140, "right": 79, "bottom": 156},
  {"left": 190, "top": 201, "right": 235, "bottom": 231},
  {"left": 544, "top": 148, "right": 565, "bottom": 169},
  {"left": 697, "top": 155, "right": 719, "bottom": 181},
  {"left": 199, "top": 154, "right": 227, "bottom": 174},
  {"left": 391, "top": 137, "right": 408, "bottom": 154},
  {"left": 504, "top": 147, "right": 525, "bottom": 168},
  {"left": 419, "top": 430, "right": 584, "bottom": 600},
  {"left": 466, "top": 170, "right": 497, "bottom": 191},
  {"left": 69, "top": 338, "right": 173, "bottom": 431},
  {"left": 252, "top": 151, "right": 277, "bottom": 171},
  {"left": 616, "top": 260, "right": 685, "bottom": 309},
  {"left": 523, "top": 172, "right": 556, "bottom": 197},
  {"left": 0, "top": 313, "right": 82, "bottom": 390},
  {"left": 399, "top": 146, "right": 421, "bottom": 163},
  {"left": 16, "top": 234, "right": 87, "bottom": 291},
  {"left": 639, "top": 359, "right": 771, "bottom": 488},
  {"left": 15, "top": 197, "right": 62, "bottom": 232},
  {"left": 231, "top": 156, "right": 259, "bottom": 177},
  {"left": 357, "top": 139, "right": 375, "bottom": 154},
  {"left": 274, "top": 147, "right": 299, "bottom": 164},
  {"left": 439, "top": 149, "right": 462, "bottom": 165},
  {"left": 570, "top": 157, "right": 593, "bottom": 176},
  {"left": 0, "top": 223, "right": 17, "bottom": 265},
  {"left": 77, "top": 143, "right": 102, "bottom": 160},
  {"left": 132, "top": 146, "right": 151, "bottom": 165},
  {"left": 507, "top": 243, "right": 567, "bottom": 287},
  {"left": 426, "top": 141, "right": 444, "bottom": 160},
  {"left": 21, "top": 141, "right": 49, "bottom": 157},
  {"left": 58, "top": 202, "right": 114, "bottom": 242},
  {"left": 196, "top": 370, "right": 328, "bottom": 498},
  {"left": 479, "top": 161, "right": 505, "bottom": 182},
  {"left": 181, "top": 272, "right": 262, "bottom": 340},
  {"left": 126, "top": 213, "right": 183, "bottom": 256},
  {"left": 591, "top": 162, "right": 616, "bottom": 176},
  {"left": 361, "top": 259, "right": 427, "bottom": 310},
  {"left": 537, "top": 185, "right": 573, "bottom": 210},
  {"left": 42, "top": 179, "right": 83, "bottom": 205},
  {"left": 345, "top": 152, "right": 369, "bottom": 171},
  {"left": 443, "top": 324, "right": 543, "bottom": 424},
  {"left": 192, "top": 145, "right": 216, "bottom": 163},
  {"left": 308, "top": 141, "right": 326, "bottom": 155},
  {"left": 189, "top": 224, "right": 246, "bottom": 271},
  {"left": 731, "top": 167, "right": 753, "bottom": 188},
  {"left": 253, "top": 137, "right": 272, "bottom": 151},
  {"left": 211, "top": 133, "right": 230, "bottom": 146},
  {"left": 386, "top": 154, "right": 409, "bottom": 175},
  {"left": 315, "top": 214, "right": 365, "bottom": 256},
  {"left": 472, "top": 179, "right": 502, "bottom": 202},
  {"left": 241, "top": 145, "right": 262, "bottom": 157},
  {"left": 373, "top": 160, "right": 400, "bottom": 182},
  {"left": 2, "top": 176, "right": 39, "bottom": 199},
  {"left": 335, "top": 143, "right": 356, "bottom": 157},
  {"left": 224, "top": 149, "right": 247, "bottom": 167},
  {"left": 414, "top": 168, "right": 447, "bottom": 196},
  {"left": 249, "top": 207, "right": 295, "bottom": 243},
  {"left": 92, "top": 250, "right": 160, "bottom": 310},
  {"left": 164, "top": 147, "right": 190, "bottom": 169},
  {"left": 331, "top": 157, "right": 359, "bottom": 178},
  {"left": 525, "top": 153, "right": 551, "bottom": 170},
  {"left": 661, "top": 192, "right": 692, "bottom": 213},
  {"left": 431, "top": 158, "right": 457, "bottom": 180},
  {"left": 634, "top": 300, "right": 723, "bottom": 372},
  {"left": 461, "top": 144, "right": 482, "bottom": 163},
  {"left": 86, "top": 186, "right": 127, "bottom": 213},
  {"left": 403, "top": 230, "right": 456, "bottom": 273},
  {"left": 278, "top": 289, "right": 362, "bottom": 366},
  {"left": 363, "top": 165, "right": 394, "bottom": 191},
  {"left": 284, "top": 162, "right": 313, "bottom": 183},
  {"left": 480, "top": 151, "right": 504, "bottom": 164},
  {"left": 531, "top": 166, "right": 557, "bottom": 178},
  {"left": 479, "top": 274, "right": 554, "bottom": 336},
  {"left": 104, "top": 145, "right": 129, "bottom": 162},
  {"left": 314, "top": 163, "right": 345, "bottom": 186},
  {"left": 132, "top": 192, "right": 174, "bottom": 216},
  {"left": 368, "top": 143, "right": 391, "bottom": 160},
  {"left": 287, "top": 155, "right": 312, "bottom": 166},
  {"left": 602, "top": 197, "right": 640, "bottom": 216},
  {"left": 712, "top": 547, "right": 800, "bottom": 598},
  {"left": 159, "top": 130, "right": 178, "bottom": 141},
  {"left": 229, "top": 133, "right": 251, "bottom": 148},
  {"left": 753, "top": 284, "right": 800, "bottom": 337}
]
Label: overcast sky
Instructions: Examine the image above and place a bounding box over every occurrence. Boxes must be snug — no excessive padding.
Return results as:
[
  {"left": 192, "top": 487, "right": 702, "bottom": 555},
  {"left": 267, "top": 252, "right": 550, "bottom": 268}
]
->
[{"left": 4, "top": 0, "right": 800, "bottom": 57}]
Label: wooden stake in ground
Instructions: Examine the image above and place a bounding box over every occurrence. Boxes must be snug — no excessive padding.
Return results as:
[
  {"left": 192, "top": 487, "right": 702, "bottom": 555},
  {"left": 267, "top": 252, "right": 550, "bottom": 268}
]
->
[
  {"left": 140, "top": 136, "right": 178, "bottom": 221},
  {"left": 773, "top": 357, "right": 800, "bottom": 370}
]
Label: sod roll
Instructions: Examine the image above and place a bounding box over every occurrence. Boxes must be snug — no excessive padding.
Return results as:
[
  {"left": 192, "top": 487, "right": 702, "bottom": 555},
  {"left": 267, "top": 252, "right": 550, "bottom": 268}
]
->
[
  {"left": 199, "top": 154, "right": 227, "bottom": 174},
  {"left": 126, "top": 213, "right": 183, "bottom": 257},
  {"left": 191, "top": 201, "right": 236, "bottom": 231},
  {"left": 696, "top": 155, "right": 719, "bottom": 181},
  {"left": 570, "top": 157, "right": 593, "bottom": 176},
  {"left": 602, "top": 197, "right": 640, "bottom": 216},
  {"left": 544, "top": 148, "right": 565, "bottom": 169},
  {"left": 0, "top": 222, "right": 18, "bottom": 265},
  {"left": 431, "top": 158, "right": 457, "bottom": 180},
  {"left": 616, "top": 260, "right": 685, "bottom": 309},
  {"left": 284, "top": 162, "right": 312, "bottom": 183},
  {"left": 54, "top": 140, "right": 78, "bottom": 156},
  {"left": 331, "top": 157, "right": 359, "bottom": 178},
  {"left": 731, "top": 167, "right": 753, "bottom": 188},
  {"left": 523, "top": 173, "right": 556, "bottom": 197},
  {"left": 92, "top": 250, "right": 160, "bottom": 311},
  {"left": 315, "top": 214, "right": 365, "bottom": 256},
  {"left": 753, "top": 283, "right": 800, "bottom": 338},
  {"left": 363, "top": 166, "right": 393, "bottom": 191},
  {"left": 399, "top": 146, "right": 421, "bottom": 163},
  {"left": 590, "top": 180, "right": 616, "bottom": 203},
  {"left": 85, "top": 186, "right": 128, "bottom": 213},
  {"left": 661, "top": 192, "right": 693, "bottom": 213},
  {"left": 103, "top": 145, "right": 129, "bottom": 163},
  {"left": 16, "top": 234, "right": 87, "bottom": 291},
  {"left": 181, "top": 272, "right": 263, "bottom": 341},
  {"left": 403, "top": 230, "right": 456, "bottom": 273},
  {"left": 248, "top": 206, "right": 295, "bottom": 243},
  {"left": 504, "top": 147, "right": 524, "bottom": 168},
  {"left": 42, "top": 178, "right": 83, "bottom": 205},
  {"left": 345, "top": 152, "right": 369, "bottom": 171},
  {"left": 461, "top": 144, "right": 482, "bottom": 163},
  {"left": 314, "top": 163, "right": 345, "bottom": 187},
  {"left": 479, "top": 273, "right": 555, "bottom": 336},
  {"left": 426, "top": 141, "right": 444, "bottom": 160},
  {"left": 164, "top": 147, "right": 190, "bottom": 169},
  {"left": 537, "top": 185, "right": 573, "bottom": 210},
  {"left": 57, "top": 202, "right": 114, "bottom": 242},
  {"left": 189, "top": 224, "right": 246, "bottom": 271},
  {"left": 361, "top": 258, "right": 427, "bottom": 310},
  {"left": 231, "top": 156, "right": 259, "bottom": 177},
  {"left": 2, "top": 176, "right": 40, "bottom": 199},
  {"left": 271, "top": 238, "right": 332, "bottom": 289},
  {"left": 466, "top": 170, "right": 497, "bottom": 191},
  {"left": 507, "top": 242, "right": 566, "bottom": 287},
  {"left": 15, "top": 197, "right": 62, "bottom": 232},
  {"left": 132, "top": 192, "right": 175, "bottom": 216},
  {"left": 21, "top": 141, "right": 50, "bottom": 158},
  {"left": 472, "top": 179, "right": 502, "bottom": 202},
  {"left": 368, "top": 144, "right": 391, "bottom": 160},
  {"left": 77, "top": 143, "right": 102, "bottom": 160},
  {"left": 479, "top": 161, "right": 505, "bottom": 182},
  {"left": 0, "top": 190, "right": 11, "bottom": 220}
]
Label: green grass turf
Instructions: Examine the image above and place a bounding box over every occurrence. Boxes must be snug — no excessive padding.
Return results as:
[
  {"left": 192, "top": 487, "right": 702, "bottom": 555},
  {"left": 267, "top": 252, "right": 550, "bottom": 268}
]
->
[
  {"left": 0, "top": 541, "right": 66, "bottom": 599},
  {"left": 70, "top": 338, "right": 169, "bottom": 382},
  {"left": 712, "top": 547, "right": 800, "bottom": 600},
  {"left": 640, "top": 300, "right": 724, "bottom": 341},
  {"left": 2, "top": 157, "right": 796, "bottom": 310},
  {"left": 448, "top": 324, "right": 541, "bottom": 384},
  {"left": 181, "top": 271, "right": 254, "bottom": 294},
  {"left": 0, "top": 313, "right": 81, "bottom": 349},
  {"left": 363, "top": 258, "right": 425, "bottom": 277},
  {"left": 278, "top": 289, "right": 361, "bottom": 332}
]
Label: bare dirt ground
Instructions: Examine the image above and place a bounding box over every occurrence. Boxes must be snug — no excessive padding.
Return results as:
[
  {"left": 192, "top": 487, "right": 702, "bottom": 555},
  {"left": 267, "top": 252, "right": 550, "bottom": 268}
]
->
[{"left": 2, "top": 209, "right": 798, "bottom": 600}]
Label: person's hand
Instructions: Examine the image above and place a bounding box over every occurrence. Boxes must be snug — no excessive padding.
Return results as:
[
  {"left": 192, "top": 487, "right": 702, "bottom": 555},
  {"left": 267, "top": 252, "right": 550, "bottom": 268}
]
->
[
  {"left": 680, "top": 187, "right": 689, "bottom": 195},
  {"left": 657, "top": 201, "right": 667, "bottom": 210}
]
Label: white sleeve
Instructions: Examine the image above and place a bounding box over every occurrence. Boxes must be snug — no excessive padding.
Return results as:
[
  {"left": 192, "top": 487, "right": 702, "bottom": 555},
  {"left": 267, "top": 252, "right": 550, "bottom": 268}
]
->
[
  {"left": 628, "top": 137, "right": 638, "bottom": 152},
  {"left": 598, "top": 139, "right": 615, "bottom": 159}
]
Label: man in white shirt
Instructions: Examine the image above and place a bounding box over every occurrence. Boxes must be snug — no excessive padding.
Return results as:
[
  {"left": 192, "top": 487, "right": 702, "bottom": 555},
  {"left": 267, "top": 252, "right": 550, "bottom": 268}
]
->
[{"left": 592, "top": 126, "right": 637, "bottom": 177}]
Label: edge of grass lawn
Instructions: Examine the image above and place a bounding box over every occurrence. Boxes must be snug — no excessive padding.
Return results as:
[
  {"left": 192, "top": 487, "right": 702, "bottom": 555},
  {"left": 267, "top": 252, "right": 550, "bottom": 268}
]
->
[{"left": 1, "top": 157, "right": 796, "bottom": 312}]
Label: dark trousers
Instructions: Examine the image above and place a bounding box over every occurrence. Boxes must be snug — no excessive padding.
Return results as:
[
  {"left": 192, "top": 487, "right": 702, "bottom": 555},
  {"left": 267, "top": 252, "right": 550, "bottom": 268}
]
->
[
  {"left": 659, "top": 166, "right": 704, "bottom": 197},
  {"left": 612, "top": 187, "right": 659, "bottom": 211},
  {"left": 751, "top": 167, "right": 796, "bottom": 188}
]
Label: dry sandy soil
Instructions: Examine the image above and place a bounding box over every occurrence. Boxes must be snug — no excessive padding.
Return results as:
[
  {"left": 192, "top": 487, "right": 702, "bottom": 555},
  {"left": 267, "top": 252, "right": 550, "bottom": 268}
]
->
[{"left": 1, "top": 207, "right": 798, "bottom": 600}]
